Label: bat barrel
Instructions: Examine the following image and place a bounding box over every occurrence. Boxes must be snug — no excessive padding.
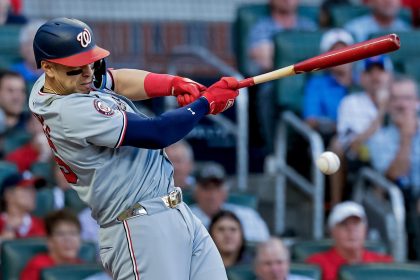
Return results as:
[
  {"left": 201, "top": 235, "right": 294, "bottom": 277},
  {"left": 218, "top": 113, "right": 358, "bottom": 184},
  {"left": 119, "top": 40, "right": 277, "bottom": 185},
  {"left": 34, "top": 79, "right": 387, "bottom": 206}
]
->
[{"left": 294, "top": 33, "right": 400, "bottom": 73}]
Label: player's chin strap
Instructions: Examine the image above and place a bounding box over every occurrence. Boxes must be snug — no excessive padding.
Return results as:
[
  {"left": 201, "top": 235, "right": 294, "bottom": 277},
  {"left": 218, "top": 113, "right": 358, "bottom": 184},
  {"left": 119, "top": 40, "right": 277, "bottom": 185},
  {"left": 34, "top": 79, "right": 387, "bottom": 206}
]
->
[{"left": 92, "top": 59, "right": 114, "bottom": 91}]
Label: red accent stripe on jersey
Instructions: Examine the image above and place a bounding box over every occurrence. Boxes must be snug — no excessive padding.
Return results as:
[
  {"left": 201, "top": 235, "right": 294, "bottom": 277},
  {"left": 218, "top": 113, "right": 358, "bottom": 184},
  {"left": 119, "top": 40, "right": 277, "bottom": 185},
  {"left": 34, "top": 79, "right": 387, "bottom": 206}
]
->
[
  {"left": 115, "top": 111, "right": 127, "bottom": 148},
  {"left": 123, "top": 220, "right": 140, "bottom": 280},
  {"left": 38, "top": 90, "right": 46, "bottom": 96}
]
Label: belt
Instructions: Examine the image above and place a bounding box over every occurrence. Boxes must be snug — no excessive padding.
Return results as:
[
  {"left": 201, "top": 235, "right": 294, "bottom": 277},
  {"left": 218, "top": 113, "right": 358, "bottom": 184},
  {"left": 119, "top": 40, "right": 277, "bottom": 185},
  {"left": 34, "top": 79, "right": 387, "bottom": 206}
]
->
[{"left": 100, "top": 188, "right": 183, "bottom": 228}]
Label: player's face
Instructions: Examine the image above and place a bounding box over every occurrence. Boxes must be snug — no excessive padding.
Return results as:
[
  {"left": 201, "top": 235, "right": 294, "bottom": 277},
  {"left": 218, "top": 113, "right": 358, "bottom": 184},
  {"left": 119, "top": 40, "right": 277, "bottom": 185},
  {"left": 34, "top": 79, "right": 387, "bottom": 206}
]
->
[
  {"left": 47, "top": 63, "right": 94, "bottom": 94},
  {"left": 332, "top": 216, "right": 366, "bottom": 251},
  {"left": 255, "top": 248, "right": 289, "bottom": 280},
  {"left": 211, "top": 217, "right": 243, "bottom": 256},
  {"left": 48, "top": 221, "right": 81, "bottom": 261},
  {"left": 0, "top": 75, "right": 26, "bottom": 117}
]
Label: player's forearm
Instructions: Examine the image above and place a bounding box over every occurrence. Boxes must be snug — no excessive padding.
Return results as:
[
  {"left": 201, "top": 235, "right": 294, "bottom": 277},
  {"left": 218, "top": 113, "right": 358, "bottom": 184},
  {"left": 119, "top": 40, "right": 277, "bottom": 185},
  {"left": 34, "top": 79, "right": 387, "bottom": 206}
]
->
[
  {"left": 386, "top": 136, "right": 412, "bottom": 180},
  {"left": 110, "top": 69, "right": 150, "bottom": 100},
  {"left": 121, "top": 98, "right": 209, "bottom": 149}
]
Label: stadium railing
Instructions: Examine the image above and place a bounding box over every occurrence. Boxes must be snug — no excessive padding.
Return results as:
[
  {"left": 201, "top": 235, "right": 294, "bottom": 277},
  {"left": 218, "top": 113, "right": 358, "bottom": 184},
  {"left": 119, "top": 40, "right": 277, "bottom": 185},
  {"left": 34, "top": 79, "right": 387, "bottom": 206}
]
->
[
  {"left": 353, "top": 167, "right": 406, "bottom": 262},
  {"left": 266, "top": 111, "right": 325, "bottom": 239},
  {"left": 167, "top": 45, "right": 249, "bottom": 191}
]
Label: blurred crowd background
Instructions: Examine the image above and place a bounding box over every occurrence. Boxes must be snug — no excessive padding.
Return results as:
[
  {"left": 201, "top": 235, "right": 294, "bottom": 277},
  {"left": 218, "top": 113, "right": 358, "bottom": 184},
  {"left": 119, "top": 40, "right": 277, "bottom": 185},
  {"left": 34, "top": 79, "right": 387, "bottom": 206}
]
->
[{"left": 1, "top": 0, "right": 420, "bottom": 279}]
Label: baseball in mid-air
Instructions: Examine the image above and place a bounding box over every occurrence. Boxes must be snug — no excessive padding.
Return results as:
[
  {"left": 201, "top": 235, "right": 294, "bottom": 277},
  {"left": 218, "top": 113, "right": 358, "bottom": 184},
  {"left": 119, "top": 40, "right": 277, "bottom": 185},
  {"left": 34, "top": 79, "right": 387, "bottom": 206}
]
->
[{"left": 316, "top": 151, "right": 340, "bottom": 175}]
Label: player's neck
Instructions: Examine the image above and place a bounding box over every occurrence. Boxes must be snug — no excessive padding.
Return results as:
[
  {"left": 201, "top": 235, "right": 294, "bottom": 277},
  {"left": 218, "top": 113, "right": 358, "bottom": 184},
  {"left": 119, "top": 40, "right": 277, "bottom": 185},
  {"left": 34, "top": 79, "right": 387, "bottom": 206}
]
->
[{"left": 43, "top": 80, "right": 65, "bottom": 95}]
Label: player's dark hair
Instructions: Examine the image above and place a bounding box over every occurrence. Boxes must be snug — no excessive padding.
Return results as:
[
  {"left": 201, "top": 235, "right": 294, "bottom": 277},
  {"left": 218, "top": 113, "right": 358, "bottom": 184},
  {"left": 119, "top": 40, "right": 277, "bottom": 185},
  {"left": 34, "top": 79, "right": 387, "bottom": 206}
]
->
[
  {"left": 209, "top": 210, "right": 246, "bottom": 264},
  {"left": 44, "top": 209, "right": 81, "bottom": 237},
  {"left": 0, "top": 69, "right": 24, "bottom": 88}
]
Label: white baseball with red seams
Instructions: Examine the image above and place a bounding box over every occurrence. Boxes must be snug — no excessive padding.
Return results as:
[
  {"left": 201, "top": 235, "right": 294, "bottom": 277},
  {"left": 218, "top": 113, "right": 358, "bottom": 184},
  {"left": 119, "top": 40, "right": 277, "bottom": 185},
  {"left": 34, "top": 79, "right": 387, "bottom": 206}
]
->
[{"left": 316, "top": 151, "right": 340, "bottom": 175}]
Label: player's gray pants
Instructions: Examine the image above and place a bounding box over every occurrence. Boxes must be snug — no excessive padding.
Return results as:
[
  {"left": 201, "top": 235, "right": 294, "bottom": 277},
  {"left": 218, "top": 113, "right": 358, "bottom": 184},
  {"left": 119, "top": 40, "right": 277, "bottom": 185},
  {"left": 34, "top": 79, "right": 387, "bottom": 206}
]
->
[{"left": 99, "top": 199, "right": 228, "bottom": 280}]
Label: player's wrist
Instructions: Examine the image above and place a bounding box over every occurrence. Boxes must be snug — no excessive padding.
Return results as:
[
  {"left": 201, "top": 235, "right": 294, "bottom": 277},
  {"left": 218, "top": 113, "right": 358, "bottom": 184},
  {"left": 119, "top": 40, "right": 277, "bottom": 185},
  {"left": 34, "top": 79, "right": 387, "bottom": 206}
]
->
[{"left": 144, "top": 73, "right": 175, "bottom": 98}]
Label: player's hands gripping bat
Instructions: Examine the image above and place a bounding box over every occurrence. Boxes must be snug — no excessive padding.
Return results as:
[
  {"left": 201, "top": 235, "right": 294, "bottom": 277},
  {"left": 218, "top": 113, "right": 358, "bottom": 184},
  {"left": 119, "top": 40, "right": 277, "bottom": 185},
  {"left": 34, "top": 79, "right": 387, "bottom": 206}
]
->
[{"left": 203, "top": 77, "right": 239, "bottom": 114}]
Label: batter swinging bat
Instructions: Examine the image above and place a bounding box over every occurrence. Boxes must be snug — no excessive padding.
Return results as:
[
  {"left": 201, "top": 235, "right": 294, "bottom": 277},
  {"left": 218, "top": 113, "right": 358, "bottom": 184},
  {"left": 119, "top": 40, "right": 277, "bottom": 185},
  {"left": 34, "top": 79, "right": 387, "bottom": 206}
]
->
[{"left": 237, "top": 33, "right": 400, "bottom": 89}]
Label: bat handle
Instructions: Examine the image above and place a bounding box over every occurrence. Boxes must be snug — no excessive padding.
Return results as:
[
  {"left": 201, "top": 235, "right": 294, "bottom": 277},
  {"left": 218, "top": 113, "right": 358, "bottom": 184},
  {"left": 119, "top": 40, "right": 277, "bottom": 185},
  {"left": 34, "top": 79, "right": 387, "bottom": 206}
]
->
[{"left": 237, "top": 78, "right": 255, "bottom": 89}]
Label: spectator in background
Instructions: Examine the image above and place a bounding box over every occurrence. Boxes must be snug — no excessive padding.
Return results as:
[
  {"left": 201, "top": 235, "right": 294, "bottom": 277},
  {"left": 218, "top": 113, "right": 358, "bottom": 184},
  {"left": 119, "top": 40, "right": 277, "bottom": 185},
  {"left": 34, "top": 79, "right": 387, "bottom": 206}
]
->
[
  {"left": 367, "top": 76, "right": 420, "bottom": 259},
  {"left": 402, "top": 0, "right": 420, "bottom": 27},
  {"left": 165, "top": 140, "right": 195, "bottom": 190},
  {"left": 0, "top": 0, "right": 27, "bottom": 25},
  {"left": 303, "top": 28, "right": 355, "bottom": 144},
  {"left": 10, "top": 20, "right": 45, "bottom": 85},
  {"left": 0, "top": 70, "right": 27, "bottom": 133},
  {"left": 20, "top": 209, "right": 83, "bottom": 280},
  {"left": 246, "top": 0, "right": 317, "bottom": 153},
  {"left": 209, "top": 210, "right": 252, "bottom": 268},
  {"left": 247, "top": 0, "right": 317, "bottom": 73},
  {"left": 0, "top": 173, "right": 45, "bottom": 240},
  {"left": 190, "top": 162, "right": 269, "bottom": 242},
  {"left": 306, "top": 201, "right": 392, "bottom": 280},
  {"left": 331, "top": 55, "right": 393, "bottom": 204},
  {"left": 5, "top": 114, "right": 52, "bottom": 173},
  {"left": 368, "top": 76, "right": 419, "bottom": 200},
  {"left": 255, "top": 237, "right": 314, "bottom": 280},
  {"left": 345, "top": 0, "right": 410, "bottom": 42}
]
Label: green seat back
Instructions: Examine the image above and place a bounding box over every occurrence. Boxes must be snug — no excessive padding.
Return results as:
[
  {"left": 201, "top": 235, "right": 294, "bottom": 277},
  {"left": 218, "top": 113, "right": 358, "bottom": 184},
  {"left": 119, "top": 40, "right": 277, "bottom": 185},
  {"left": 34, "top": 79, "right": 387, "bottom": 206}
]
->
[
  {"left": 0, "top": 160, "right": 18, "bottom": 187},
  {"left": 226, "top": 264, "right": 255, "bottom": 280},
  {"left": 339, "top": 263, "right": 420, "bottom": 280},
  {"left": 41, "top": 264, "right": 104, "bottom": 280},
  {"left": 234, "top": 4, "right": 270, "bottom": 76},
  {"left": 31, "top": 161, "right": 55, "bottom": 187},
  {"left": 227, "top": 263, "right": 321, "bottom": 280},
  {"left": 4, "top": 130, "right": 31, "bottom": 154},
  {"left": 33, "top": 188, "right": 55, "bottom": 217},
  {"left": 273, "top": 31, "right": 323, "bottom": 114},
  {"left": 183, "top": 191, "right": 258, "bottom": 209},
  {"left": 228, "top": 192, "right": 258, "bottom": 210},
  {"left": 403, "top": 58, "right": 420, "bottom": 83},
  {"left": 234, "top": 4, "right": 319, "bottom": 77},
  {"left": 330, "top": 5, "right": 411, "bottom": 27},
  {"left": 65, "top": 189, "right": 88, "bottom": 214},
  {"left": 292, "top": 239, "right": 387, "bottom": 262},
  {"left": 290, "top": 263, "right": 321, "bottom": 280},
  {"left": 1, "top": 238, "right": 97, "bottom": 280},
  {"left": 0, "top": 25, "right": 22, "bottom": 68}
]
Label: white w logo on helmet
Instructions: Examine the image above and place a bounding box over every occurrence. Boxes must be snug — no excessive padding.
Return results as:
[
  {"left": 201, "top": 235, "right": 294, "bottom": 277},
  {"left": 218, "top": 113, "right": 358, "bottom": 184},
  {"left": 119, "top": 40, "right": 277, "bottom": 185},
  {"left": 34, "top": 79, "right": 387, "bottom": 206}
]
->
[{"left": 77, "top": 28, "right": 92, "bottom": 48}]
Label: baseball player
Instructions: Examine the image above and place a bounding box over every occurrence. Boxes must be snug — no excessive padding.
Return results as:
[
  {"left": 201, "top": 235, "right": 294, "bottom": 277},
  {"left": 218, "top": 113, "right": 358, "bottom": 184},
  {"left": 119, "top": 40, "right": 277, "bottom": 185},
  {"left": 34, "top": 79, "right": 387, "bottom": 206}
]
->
[{"left": 30, "top": 18, "right": 240, "bottom": 280}]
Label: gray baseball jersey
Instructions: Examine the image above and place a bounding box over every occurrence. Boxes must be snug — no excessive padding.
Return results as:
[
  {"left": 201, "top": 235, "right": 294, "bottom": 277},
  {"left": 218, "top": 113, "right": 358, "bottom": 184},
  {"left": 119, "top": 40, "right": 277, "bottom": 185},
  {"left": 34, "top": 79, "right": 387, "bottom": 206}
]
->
[{"left": 29, "top": 75, "right": 227, "bottom": 280}]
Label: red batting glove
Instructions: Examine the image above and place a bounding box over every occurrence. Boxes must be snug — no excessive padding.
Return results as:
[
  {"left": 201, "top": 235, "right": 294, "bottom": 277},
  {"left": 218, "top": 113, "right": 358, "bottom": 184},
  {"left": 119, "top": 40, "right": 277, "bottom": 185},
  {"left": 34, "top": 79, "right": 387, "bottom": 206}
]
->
[
  {"left": 144, "top": 73, "right": 206, "bottom": 107},
  {"left": 202, "top": 77, "right": 239, "bottom": 114},
  {"left": 172, "top": 77, "right": 206, "bottom": 107}
]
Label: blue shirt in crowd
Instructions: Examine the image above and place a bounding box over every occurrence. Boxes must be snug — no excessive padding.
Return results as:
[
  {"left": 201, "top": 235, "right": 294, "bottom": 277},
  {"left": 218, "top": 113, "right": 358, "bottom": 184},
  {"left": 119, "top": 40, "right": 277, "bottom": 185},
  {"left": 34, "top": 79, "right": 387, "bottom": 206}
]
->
[{"left": 303, "top": 73, "right": 348, "bottom": 122}]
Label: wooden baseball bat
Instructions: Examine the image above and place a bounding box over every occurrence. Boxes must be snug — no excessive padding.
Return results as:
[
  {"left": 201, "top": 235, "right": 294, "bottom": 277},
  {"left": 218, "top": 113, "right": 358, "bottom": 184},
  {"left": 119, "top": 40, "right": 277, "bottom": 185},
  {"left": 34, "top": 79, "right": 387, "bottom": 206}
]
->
[{"left": 237, "top": 33, "right": 400, "bottom": 89}]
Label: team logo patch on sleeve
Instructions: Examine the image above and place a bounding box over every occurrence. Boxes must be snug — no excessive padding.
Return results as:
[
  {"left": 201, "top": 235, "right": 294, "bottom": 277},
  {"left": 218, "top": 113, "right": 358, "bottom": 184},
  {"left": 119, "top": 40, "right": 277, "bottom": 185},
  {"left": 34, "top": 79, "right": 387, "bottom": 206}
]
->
[{"left": 93, "top": 99, "right": 114, "bottom": 116}]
